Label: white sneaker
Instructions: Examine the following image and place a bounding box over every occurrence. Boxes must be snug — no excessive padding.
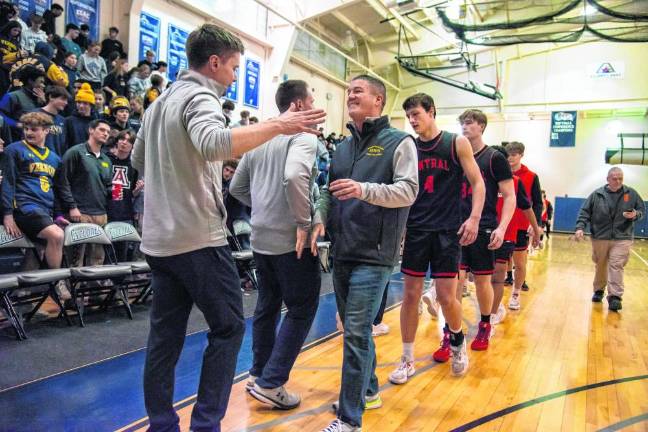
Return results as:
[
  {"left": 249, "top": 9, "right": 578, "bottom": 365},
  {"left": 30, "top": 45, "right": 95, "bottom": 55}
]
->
[
  {"left": 508, "top": 293, "right": 521, "bottom": 310},
  {"left": 372, "top": 322, "right": 389, "bottom": 337},
  {"left": 450, "top": 340, "right": 469, "bottom": 376},
  {"left": 388, "top": 356, "right": 416, "bottom": 384},
  {"left": 491, "top": 304, "right": 507, "bottom": 325},
  {"left": 321, "top": 419, "right": 361, "bottom": 432},
  {"left": 245, "top": 374, "right": 257, "bottom": 392},
  {"left": 421, "top": 291, "right": 439, "bottom": 319},
  {"left": 249, "top": 383, "right": 301, "bottom": 410}
]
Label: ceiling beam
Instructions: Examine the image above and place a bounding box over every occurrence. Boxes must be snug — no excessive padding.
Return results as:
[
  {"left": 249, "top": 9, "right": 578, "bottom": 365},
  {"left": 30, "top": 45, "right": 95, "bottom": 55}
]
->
[
  {"left": 365, "top": 0, "right": 420, "bottom": 41},
  {"left": 305, "top": 20, "right": 345, "bottom": 47},
  {"left": 331, "top": 11, "right": 377, "bottom": 44}
]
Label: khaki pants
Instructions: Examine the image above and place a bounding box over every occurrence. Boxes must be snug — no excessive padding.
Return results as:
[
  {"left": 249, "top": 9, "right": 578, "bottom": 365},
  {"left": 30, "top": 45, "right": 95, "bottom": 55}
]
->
[
  {"left": 69, "top": 214, "right": 108, "bottom": 267},
  {"left": 591, "top": 239, "right": 633, "bottom": 298}
]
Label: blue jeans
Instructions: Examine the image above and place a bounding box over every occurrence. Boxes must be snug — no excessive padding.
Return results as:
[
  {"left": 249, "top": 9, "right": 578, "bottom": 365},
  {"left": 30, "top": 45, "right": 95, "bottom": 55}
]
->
[
  {"left": 143, "top": 247, "right": 245, "bottom": 432},
  {"left": 251, "top": 251, "right": 321, "bottom": 388},
  {"left": 333, "top": 261, "right": 393, "bottom": 427}
]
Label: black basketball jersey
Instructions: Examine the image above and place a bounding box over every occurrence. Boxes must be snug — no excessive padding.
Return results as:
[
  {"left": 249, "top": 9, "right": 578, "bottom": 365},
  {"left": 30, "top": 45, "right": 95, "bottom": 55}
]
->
[{"left": 407, "top": 131, "right": 463, "bottom": 231}]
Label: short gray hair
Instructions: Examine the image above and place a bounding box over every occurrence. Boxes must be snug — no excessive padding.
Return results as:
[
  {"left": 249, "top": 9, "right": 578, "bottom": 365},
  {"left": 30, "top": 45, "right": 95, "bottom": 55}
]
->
[{"left": 607, "top": 166, "right": 623, "bottom": 176}]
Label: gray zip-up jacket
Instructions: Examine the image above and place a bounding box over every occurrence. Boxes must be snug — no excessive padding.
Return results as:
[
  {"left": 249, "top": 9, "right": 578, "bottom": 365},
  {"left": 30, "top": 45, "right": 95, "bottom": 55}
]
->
[
  {"left": 229, "top": 133, "right": 318, "bottom": 255},
  {"left": 132, "top": 69, "right": 233, "bottom": 256},
  {"left": 575, "top": 185, "right": 645, "bottom": 240}
]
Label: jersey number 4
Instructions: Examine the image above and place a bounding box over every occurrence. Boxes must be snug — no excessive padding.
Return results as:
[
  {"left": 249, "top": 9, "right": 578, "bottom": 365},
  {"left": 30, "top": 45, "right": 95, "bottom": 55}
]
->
[{"left": 424, "top": 175, "right": 434, "bottom": 193}]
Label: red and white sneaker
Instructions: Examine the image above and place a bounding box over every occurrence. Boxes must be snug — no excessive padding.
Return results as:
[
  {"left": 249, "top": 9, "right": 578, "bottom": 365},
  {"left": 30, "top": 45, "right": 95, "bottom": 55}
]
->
[
  {"left": 432, "top": 328, "right": 452, "bottom": 363},
  {"left": 470, "top": 321, "right": 492, "bottom": 351}
]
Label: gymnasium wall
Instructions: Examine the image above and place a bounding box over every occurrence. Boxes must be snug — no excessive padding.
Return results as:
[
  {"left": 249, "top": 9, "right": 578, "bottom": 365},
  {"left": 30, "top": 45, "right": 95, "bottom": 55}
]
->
[{"left": 392, "top": 41, "right": 648, "bottom": 208}]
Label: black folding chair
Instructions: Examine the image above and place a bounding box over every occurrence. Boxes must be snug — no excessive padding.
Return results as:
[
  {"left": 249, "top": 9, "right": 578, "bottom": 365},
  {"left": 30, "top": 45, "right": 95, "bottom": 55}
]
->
[
  {"left": 0, "top": 226, "right": 72, "bottom": 340},
  {"left": 103, "top": 222, "right": 151, "bottom": 303},
  {"left": 63, "top": 223, "right": 133, "bottom": 327}
]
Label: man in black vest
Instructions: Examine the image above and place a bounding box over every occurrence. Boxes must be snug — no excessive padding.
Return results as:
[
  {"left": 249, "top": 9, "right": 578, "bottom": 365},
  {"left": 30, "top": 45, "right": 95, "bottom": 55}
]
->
[{"left": 312, "top": 75, "right": 418, "bottom": 432}]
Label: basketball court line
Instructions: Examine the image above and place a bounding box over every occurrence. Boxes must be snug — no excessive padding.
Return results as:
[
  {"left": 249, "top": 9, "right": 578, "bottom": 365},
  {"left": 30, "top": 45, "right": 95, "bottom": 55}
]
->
[
  {"left": 596, "top": 412, "right": 648, "bottom": 432},
  {"left": 631, "top": 248, "right": 648, "bottom": 268}
]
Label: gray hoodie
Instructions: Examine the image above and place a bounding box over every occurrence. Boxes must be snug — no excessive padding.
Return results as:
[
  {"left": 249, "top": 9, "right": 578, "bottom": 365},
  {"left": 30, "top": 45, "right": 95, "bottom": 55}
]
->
[
  {"left": 77, "top": 53, "right": 107, "bottom": 83},
  {"left": 132, "top": 69, "right": 233, "bottom": 256}
]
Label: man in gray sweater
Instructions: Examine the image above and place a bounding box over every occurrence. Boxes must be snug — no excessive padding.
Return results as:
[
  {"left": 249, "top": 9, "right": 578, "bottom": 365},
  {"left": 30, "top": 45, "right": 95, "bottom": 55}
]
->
[
  {"left": 575, "top": 166, "right": 645, "bottom": 311},
  {"left": 230, "top": 80, "right": 320, "bottom": 410},
  {"left": 131, "top": 24, "right": 325, "bottom": 432}
]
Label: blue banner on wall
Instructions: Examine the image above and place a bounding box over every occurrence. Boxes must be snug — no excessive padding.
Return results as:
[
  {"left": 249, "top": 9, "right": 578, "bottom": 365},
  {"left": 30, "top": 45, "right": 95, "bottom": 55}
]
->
[
  {"left": 243, "top": 59, "right": 260, "bottom": 109},
  {"left": 138, "top": 12, "right": 160, "bottom": 62},
  {"left": 550, "top": 111, "right": 577, "bottom": 147},
  {"left": 167, "top": 23, "right": 189, "bottom": 82},
  {"left": 224, "top": 66, "right": 239, "bottom": 102},
  {"left": 66, "top": 0, "right": 100, "bottom": 42},
  {"left": 17, "top": 0, "right": 51, "bottom": 23}
]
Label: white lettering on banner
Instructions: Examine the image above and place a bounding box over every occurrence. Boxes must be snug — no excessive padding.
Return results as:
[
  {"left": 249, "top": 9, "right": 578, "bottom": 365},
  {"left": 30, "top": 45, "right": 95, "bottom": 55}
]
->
[
  {"left": 70, "top": 227, "right": 103, "bottom": 242},
  {"left": 106, "top": 225, "right": 135, "bottom": 240},
  {"left": 0, "top": 232, "right": 22, "bottom": 245}
]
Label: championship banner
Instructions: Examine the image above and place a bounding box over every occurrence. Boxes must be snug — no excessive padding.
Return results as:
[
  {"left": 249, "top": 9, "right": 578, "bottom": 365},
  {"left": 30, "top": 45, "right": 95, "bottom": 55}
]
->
[
  {"left": 17, "top": 0, "right": 51, "bottom": 23},
  {"left": 138, "top": 12, "right": 160, "bottom": 62},
  {"left": 224, "top": 66, "right": 239, "bottom": 102},
  {"left": 167, "top": 23, "right": 189, "bottom": 82},
  {"left": 66, "top": 0, "right": 100, "bottom": 42},
  {"left": 243, "top": 58, "right": 260, "bottom": 109},
  {"left": 549, "top": 111, "right": 577, "bottom": 148}
]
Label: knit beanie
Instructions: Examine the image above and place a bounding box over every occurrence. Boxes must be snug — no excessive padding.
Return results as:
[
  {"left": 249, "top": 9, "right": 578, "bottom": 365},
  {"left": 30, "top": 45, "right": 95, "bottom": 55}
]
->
[
  {"left": 110, "top": 96, "right": 130, "bottom": 114},
  {"left": 75, "top": 83, "right": 95, "bottom": 104}
]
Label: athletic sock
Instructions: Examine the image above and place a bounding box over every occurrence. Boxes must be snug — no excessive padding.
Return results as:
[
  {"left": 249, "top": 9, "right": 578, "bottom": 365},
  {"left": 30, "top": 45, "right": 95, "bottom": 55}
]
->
[
  {"left": 449, "top": 327, "right": 464, "bottom": 347},
  {"left": 481, "top": 314, "right": 491, "bottom": 324},
  {"left": 403, "top": 343, "right": 414, "bottom": 361}
]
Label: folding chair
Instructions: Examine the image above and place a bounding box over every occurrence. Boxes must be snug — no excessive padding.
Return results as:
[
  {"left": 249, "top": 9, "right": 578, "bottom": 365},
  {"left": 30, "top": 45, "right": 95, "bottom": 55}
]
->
[
  {"left": 0, "top": 226, "right": 72, "bottom": 340},
  {"left": 0, "top": 275, "right": 22, "bottom": 339},
  {"left": 227, "top": 225, "right": 259, "bottom": 291},
  {"left": 63, "top": 223, "right": 133, "bottom": 327},
  {"left": 316, "top": 241, "right": 331, "bottom": 273},
  {"left": 103, "top": 222, "right": 151, "bottom": 303}
]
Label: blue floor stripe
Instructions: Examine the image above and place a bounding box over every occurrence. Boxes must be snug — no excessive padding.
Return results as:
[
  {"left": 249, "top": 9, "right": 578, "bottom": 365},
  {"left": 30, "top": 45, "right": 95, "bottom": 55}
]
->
[{"left": 0, "top": 274, "right": 405, "bottom": 432}]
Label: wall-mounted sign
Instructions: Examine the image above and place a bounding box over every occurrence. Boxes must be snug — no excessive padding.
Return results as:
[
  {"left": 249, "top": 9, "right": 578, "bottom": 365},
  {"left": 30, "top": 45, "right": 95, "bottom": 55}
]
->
[
  {"left": 550, "top": 111, "right": 577, "bottom": 147},
  {"left": 244, "top": 58, "right": 260, "bottom": 109},
  {"left": 588, "top": 61, "right": 625, "bottom": 79},
  {"left": 138, "top": 12, "right": 160, "bottom": 62},
  {"left": 66, "top": 0, "right": 100, "bottom": 42},
  {"left": 167, "top": 23, "right": 189, "bottom": 82}
]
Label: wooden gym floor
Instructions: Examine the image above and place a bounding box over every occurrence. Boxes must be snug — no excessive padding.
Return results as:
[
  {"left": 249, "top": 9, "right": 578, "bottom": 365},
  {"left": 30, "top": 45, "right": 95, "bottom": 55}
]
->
[{"left": 132, "top": 234, "right": 648, "bottom": 432}]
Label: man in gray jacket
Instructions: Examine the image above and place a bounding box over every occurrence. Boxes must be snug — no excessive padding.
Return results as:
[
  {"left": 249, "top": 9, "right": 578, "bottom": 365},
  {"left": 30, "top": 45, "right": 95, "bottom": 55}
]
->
[
  {"left": 230, "top": 79, "right": 320, "bottom": 410},
  {"left": 313, "top": 75, "right": 418, "bottom": 432},
  {"left": 131, "top": 24, "right": 325, "bottom": 432},
  {"left": 575, "top": 166, "right": 645, "bottom": 311}
]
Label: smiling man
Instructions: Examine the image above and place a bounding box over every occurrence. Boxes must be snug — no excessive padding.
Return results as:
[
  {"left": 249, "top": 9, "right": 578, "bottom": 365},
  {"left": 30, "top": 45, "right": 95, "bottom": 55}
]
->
[
  {"left": 313, "top": 75, "right": 418, "bottom": 432},
  {"left": 131, "top": 24, "right": 325, "bottom": 432}
]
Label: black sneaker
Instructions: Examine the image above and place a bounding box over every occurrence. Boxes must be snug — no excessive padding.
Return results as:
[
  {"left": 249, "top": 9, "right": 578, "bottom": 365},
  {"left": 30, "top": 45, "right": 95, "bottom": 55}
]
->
[
  {"left": 504, "top": 274, "right": 513, "bottom": 286},
  {"left": 521, "top": 281, "right": 529, "bottom": 291},
  {"left": 592, "top": 290, "right": 604, "bottom": 303},
  {"left": 608, "top": 296, "right": 622, "bottom": 312}
]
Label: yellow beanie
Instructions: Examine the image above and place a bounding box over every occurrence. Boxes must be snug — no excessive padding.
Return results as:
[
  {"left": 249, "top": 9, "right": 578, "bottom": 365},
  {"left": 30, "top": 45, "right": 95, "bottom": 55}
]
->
[
  {"left": 110, "top": 96, "right": 130, "bottom": 113},
  {"left": 75, "top": 83, "right": 95, "bottom": 104}
]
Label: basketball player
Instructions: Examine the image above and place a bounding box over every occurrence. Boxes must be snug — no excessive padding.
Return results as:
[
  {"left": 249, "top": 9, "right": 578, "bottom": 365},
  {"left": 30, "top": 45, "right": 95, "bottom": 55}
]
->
[
  {"left": 389, "top": 93, "right": 485, "bottom": 384},
  {"left": 490, "top": 146, "right": 542, "bottom": 323},
  {"left": 505, "top": 141, "right": 543, "bottom": 309},
  {"left": 456, "top": 110, "right": 515, "bottom": 351}
]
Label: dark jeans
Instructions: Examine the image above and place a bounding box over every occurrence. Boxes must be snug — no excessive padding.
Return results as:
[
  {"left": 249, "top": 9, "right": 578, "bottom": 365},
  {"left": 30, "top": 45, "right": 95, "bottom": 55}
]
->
[
  {"left": 251, "top": 251, "right": 321, "bottom": 388},
  {"left": 373, "top": 281, "right": 389, "bottom": 326},
  {"left": 143, "top": 246, "right": 245, "bottom": 432},
  {"left": 333, "top": 261, "right": 393, "bottom": 427}
]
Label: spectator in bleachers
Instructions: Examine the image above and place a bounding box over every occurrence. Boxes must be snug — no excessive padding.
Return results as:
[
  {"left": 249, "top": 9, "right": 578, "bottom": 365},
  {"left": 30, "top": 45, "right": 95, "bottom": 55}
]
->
[
  {"left": 41, "top": 4, "right": 63, "bottom": 37},
  {"left": 60, "top": 52, "right": 77, "bottom": 91},
  {"left": 231, "top": 109, "right": 250, "bottom": 128},
  {"left": 100, "top": 27, "right": 124, "bottom": 61},
  {"left": 20, "top": 14, "right": 47, "bottom": 54},
  {"left": 0, "top": 107, "right": 11, "bottom": 145},
  {"left": 109, "top": 96, "right": 137, "bottom": 133},
  {"left": 61, "top": 24, "right": 81, "bottom": 59},
  {"left": 0, "top": 2, "right": 15, "bottom": 29},
  {"left": 128, "top": 96, "right": 143, "bottom": 132},
  {"left": 107, "top": 129, "right": 142, "bottom": 261},
  {"left": 55, "top": 119, "right": 113, "bottom": 267},
  {"left": 222, "top": 100, "right": 234, "bottom": 127},
  {"left": 139, "top": 50, "right": 156, "bottom": 70},
  {"left": 102, "top": 57, "right": 128, "bottom": 104},
  {"left": 128, "top": 63, "right": 151, "bottom": 99},
  {"left": 77, "top": 42, "right": 107, "bottom": 91},
  {"left": 93, "top": 88, "right": 109, "bottom": 119},
  {"left": 34, "top": 85, "right": 68, "bottom": 155},
  {"left": 249, "top": 116, "right": 258, "bottom": 125},
  {"left": 151, "top": 60, "right": 167, "bottom": 81},
  {"left": 0, "top": 20, "right": 26, "bottom": 94},
  {"left": 63, "top": 82, "right": 94, "bottom": 148},
  {"left": 1, "top": 112, "right": 67, "bottom": 270},
  {"left": 10, "top": 4, "right": 27, "bottom": 31},
  {"left": 75, "top": 24, "right": 90, "bottom": 51},
  {"left": 33, "top": 41, "right": 68, "bottom": 87},
  {"left": 143, "top": 74, "right": 163, "bottom": 110},
  {"left": 0, "top": 64, "right": 45, "bottom": 140},
  {"left": 222, "top": 159, "right": 251, "bottom": 250}
]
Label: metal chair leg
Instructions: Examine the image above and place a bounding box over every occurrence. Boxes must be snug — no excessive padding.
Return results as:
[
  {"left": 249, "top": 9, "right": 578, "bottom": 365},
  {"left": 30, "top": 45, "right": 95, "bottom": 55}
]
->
[{"left": 1, "top": 293, "right": 26, "bottom": 340}]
